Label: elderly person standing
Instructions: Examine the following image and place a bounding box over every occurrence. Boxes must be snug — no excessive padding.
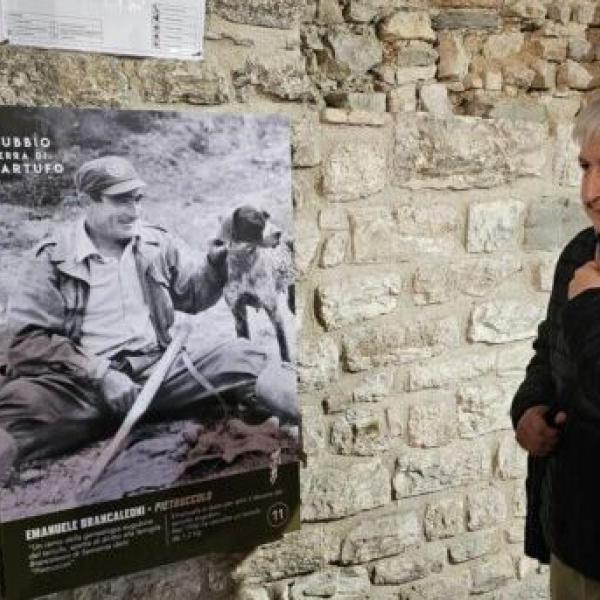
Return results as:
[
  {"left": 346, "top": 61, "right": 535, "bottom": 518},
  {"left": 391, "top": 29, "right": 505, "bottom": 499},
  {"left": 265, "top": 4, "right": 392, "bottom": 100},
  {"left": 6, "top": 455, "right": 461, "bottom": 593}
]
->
[
  {"left": 512, "top": 96, "right": 600, "bottom": 598},
  {"left": 0, "top": 155, "right": 297, "bottom": 482}
]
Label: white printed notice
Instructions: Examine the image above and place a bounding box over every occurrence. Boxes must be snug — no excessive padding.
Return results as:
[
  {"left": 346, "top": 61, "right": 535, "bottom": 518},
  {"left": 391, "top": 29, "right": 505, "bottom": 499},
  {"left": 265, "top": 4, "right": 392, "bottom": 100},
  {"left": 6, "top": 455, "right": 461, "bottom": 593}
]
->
[{"left": 0, "top": 0, "right": 205, "bottom": 60}]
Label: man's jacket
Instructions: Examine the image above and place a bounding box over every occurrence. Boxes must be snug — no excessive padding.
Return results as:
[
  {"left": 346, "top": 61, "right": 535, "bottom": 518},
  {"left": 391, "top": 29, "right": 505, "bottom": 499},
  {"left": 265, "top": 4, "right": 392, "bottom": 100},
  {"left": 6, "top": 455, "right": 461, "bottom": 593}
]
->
[
  {"left": 511, "top": 226, "right": 600, "bottom": 580},
  {"left": 5, "top": 222, "right": 225, "bottom": 382}
]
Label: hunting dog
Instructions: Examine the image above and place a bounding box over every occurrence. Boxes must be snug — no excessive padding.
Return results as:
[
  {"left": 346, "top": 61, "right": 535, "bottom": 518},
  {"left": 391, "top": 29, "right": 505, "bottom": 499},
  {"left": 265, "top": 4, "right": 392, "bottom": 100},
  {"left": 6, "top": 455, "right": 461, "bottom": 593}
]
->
[{"left": 214, "top": 205, "right": 294, "bottom": 363}]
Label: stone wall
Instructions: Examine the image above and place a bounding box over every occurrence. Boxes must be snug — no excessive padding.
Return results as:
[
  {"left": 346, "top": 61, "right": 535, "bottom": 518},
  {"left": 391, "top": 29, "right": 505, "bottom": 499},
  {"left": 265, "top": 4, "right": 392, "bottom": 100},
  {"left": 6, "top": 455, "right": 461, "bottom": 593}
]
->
[{"left": 1, "top": 0, "right": 596, "bottom": 598}]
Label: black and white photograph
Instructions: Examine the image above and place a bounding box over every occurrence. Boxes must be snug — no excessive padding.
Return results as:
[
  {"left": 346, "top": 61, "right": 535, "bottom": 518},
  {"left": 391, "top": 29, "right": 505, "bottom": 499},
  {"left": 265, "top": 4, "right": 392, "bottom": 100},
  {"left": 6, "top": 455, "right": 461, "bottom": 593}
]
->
[{"left": 0, "top": 106, "right": 300, "bottom": 526}]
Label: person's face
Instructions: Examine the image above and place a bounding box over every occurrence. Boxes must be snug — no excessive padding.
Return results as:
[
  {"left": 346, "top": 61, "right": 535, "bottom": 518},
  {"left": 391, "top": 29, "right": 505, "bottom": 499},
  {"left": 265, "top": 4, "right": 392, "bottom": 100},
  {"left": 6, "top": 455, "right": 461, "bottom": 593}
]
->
[
  {"left": 580, "top": 136, "right": 600, "bottom": 232},
  {"left": 86, "top": 188, "right": 144, "bottom": 242}
]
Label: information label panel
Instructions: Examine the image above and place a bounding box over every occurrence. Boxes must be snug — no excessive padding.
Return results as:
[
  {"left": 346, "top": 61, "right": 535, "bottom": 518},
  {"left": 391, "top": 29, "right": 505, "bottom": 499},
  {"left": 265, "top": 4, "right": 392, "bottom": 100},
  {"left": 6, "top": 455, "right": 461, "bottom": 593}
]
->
[{"left": 0, "top": 0, "right": 205, "bottom": 59}]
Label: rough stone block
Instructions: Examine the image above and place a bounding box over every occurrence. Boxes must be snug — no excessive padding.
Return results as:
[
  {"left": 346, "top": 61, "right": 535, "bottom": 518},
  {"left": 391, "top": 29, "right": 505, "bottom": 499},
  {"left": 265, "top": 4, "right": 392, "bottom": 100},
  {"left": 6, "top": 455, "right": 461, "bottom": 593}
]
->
[
  {"left": 319, "top": 207, "right": 349, "bottom": 230},
  {"left": 470, "top": 553, "right": 515, "bottom": 593},
  {"left": 302, "top": 458, "right": 391, "bottom": 520},
  {"left": 234, "top": 53, "right": 312, "bottom": 100},
  {"left": 467, "top": 200, "right": 525, "bottom": 253},
  {"left": 234, "top": 527, "right": 328, "bottom": 582},
  {"left": 437, "top": 33, "right": 469, "bottom": 81},
  {"left": 525, "top": 196, "right": 588, "bottom": 251},
  {"left": 135, "top": 59, "right": 233, "bottom": 105},
  {"left": 495, "top": 577, "right": 550, "bottom": 599},
  {"left": 289, "top": 567, "right": 370, "bottom": 599},
  {"left": 396, "top": 65, "right": 437, "bottom": 85},
  {"left": 347, "top": 0, "right": 390, "bottom": 22},
  {"left": 326, "top": 91, "right": 387, "bottom": 113},
  {"left": 412, "top": 255, "right": 522, "bottom": 304},
  {"left": 467, "top": 487, "right": 508, "bottom": 530},
  {"left": 376, "top": 63, "right": 403, "bottom": 87},
  {"left": 469, "top": 300, "right": 545, "bottom": 344},
  {"left": 496, "top": 342, "right": 533, "bottom": 378},
  {"left": 534, "top": 252, "right": 559, "bottom": 292},
  {"left": 342, "top": 315, "right": 461, "bottom": 372},
  {"left": 424, "top": 496, "right": 465, "bottom": 540},
  {"left": 237, "top": 586, "right": 270, "bottom": 600},
  {"left": 330, "top": 406, "right": 390, "bottom": 456},
  {"left": 292, "top": 110, "right": 321, "bottom": 168},
  {"left": 448, "top": 530, "right": 501, "bottom": 563},
  {"left": 502, "top": 0, "right": 546, "bottom": 23},
  {"left": 340, "top": 511, "right": 422, "bottom": 564},
  {"left": 371, "top": 544, "right": 446, "bottom": 585},
  {"left": 302, "top": 403, "right": 328, "bottom": 455},
  {"left": 434, "top": 0, "right": 501, "bottom": 5},
  {"left": 407, "top": 352, "right": 496, "bottom": 390},
  {"left": 456, "top": 381, "right": 513, "bottom": 437},
  {"left": 407, "top": 395, "right": 457, "bottom": 448},
  {"left": 293, "top": 171, "right": 320, "bottom": 210},
  {"left": 398, "top": 41, "right": 439, "bottom": 67},
  {"left": 327, "top": 31, "right": 383, "bottom": 75},
  {"left": 316, "top": 275, "right": 402, "bottom": 330},
  {"left": 394, "top": 113, "right": 548, "bottom": 189},
  {"left": 323, "top": 141, "right": 387, "bottom": 202},
  {"left": 297, "top": 336, "right": 339, "bottom": 392},
  {"left": 483, "top": 33, "right": 524, "bottom": 60},
  {"left": 388, "top": 85, "right": 417, "bottom": 112},
  {"left": 419, "top": 83, "right": 453, "bottom": 115},
  {"left": 568, "top": 37, "right": 594, "bottom": 62},
  {"left": 531, "top": 59, "right": 556, "bottom": 90},
  {"left": 213, "top": 0, "right": 303, "bottom": 28},
  {"left": 295, "top": 217, "right": 321, "bottom": 277},
  {"left": 386, "top": 405, "right": 406, "bottom": 438},
  {"left": 379, "top": 11, "right": 436, "bottom": 42},
  {"left": 513, "top": 483, "right": 526, "bottom": 518},
  {"left": 495, "top": 434, "right": 527, "bottom": 479},
  {"left": 557, "top": 60, "right": 599, "bottom": 90},
  {"left": 506, "top": 519, "right": 525, "bottom": 544},
  {"left": 484, "top": 70, "right": 503, "bottom": 90},
  {"left": 432, "top": 9, "right": 500, "bottom": 30},
  {"left": 516, "top": 555, "right": 539, "bottom": 580},
  {"left": 317, "top": 0, "right": 345, "bottom": 24},
  {"left": 353, "top": 370, "right": 395, "bottom": 403},
  {"left": 320, "top": 231, "right": 349, "bottom": 268},
  {"left": 397, "top": 573, "right": 470, "bottom": 600},
  {"left": 553, "top": 123, "right": 581, "bottom": 189},
  {"left": 394, "top": 440, "right": 491, "bottom": 497},
  {"left": 528, "top": 37, "right": 567, "bottom": 62},
  {"left": 350, "top": 202, "right": 461, "bottom": 264},
  {"left": 573, "top": 2, "right": 596, "bottom": 24},
  {"left": 502, "top": 59, "right": 536, "bottom": 89},
  {"left": 547, "top": 3, "right": 571, "bottom": 24}
]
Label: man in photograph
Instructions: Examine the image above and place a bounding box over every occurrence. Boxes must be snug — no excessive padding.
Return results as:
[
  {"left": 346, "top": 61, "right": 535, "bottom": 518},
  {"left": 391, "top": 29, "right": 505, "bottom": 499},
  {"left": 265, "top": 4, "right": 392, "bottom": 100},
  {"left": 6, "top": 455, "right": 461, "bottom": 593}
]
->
[
  {"left": 0, "top": 155, "right": 298, "bottom": 481},
  {"left": 513, "top": 96, "right": 600, "bottom": 597}
]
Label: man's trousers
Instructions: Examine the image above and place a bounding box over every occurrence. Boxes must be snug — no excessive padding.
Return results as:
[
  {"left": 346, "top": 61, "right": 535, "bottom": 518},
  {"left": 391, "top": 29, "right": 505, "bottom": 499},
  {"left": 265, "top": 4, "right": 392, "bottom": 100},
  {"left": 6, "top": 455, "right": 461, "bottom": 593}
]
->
[{"left": 0, "top": 339, "right": 266, "bottom": 462}]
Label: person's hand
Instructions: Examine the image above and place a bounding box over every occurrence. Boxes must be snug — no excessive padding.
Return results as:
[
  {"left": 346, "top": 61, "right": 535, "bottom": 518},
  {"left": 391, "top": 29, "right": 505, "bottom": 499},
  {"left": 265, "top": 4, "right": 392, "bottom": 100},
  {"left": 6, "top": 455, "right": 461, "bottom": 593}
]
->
[
  {"left": 568, "top": 261, "right": 600, "bottom": 299},
  {"left": 516, "top": 405, "right": 566, "bottom": 456},
  {"left": 99, "top": 369, "right": 140, "bottom": 415}
]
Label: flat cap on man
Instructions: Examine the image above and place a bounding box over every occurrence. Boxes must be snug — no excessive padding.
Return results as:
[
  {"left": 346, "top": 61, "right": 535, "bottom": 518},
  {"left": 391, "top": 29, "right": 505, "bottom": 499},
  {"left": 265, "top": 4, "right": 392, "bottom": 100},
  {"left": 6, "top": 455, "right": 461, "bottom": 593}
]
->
[{"left": 75, "top": 156, "right": 146, "bottom": 197}]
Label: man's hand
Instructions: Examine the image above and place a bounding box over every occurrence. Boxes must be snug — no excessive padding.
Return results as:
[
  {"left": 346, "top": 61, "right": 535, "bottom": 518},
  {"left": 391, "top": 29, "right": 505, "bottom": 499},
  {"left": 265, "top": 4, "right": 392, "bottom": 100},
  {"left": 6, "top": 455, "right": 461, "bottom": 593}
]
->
[
  {"left": 516, "top": 405, "right": 566, "bottom": 456},
  {"left": 568, "top": 260, "right": 600, "bottom": 299},
  {"left": 99, "top": 369, "right": 140, "bottom": 415}
]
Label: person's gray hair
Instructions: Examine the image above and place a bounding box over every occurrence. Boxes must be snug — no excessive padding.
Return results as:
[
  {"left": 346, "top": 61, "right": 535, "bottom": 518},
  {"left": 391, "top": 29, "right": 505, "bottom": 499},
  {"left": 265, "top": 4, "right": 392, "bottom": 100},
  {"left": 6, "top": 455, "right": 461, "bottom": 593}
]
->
[{"left": 573, "top": 94, "right": 600, "bottom": 146}]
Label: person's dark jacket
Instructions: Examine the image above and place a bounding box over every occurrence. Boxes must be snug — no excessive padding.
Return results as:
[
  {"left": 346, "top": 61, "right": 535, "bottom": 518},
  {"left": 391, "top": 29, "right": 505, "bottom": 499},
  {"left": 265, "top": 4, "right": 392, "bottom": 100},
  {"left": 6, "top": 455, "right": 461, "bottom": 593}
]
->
[{"left": 511, "top": 225, "right": 600, "bottom": 579}]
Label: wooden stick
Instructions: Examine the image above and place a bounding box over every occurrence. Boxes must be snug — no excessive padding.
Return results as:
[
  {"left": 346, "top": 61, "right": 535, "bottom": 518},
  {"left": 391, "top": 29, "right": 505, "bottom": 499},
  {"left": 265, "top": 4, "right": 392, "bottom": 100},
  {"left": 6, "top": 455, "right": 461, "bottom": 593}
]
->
[{"left": 83, "top": 325, "right": 191, "bottom": 492}]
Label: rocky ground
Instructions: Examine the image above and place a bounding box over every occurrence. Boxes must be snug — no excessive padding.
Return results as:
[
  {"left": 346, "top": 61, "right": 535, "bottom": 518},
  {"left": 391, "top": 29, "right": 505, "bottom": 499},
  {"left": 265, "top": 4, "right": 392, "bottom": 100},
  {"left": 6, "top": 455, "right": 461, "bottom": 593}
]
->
[{"left": 1, "top": 414, "right": 299, "bottom": 521}]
